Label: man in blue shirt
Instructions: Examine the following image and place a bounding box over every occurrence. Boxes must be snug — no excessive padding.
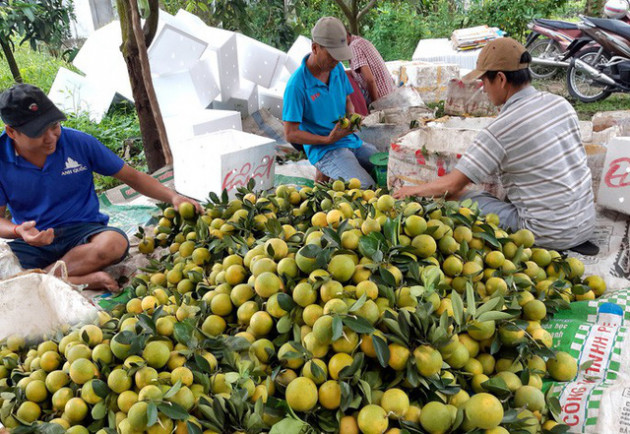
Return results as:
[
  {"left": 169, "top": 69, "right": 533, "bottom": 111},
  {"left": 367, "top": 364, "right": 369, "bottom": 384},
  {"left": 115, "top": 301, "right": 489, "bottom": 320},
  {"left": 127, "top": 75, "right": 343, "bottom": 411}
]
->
[
  {"left": 0, "top": 84, "right": 200, "bottom": 290},
  {"left": 283, "top": 16, "right": 377, "bottom": 187}
]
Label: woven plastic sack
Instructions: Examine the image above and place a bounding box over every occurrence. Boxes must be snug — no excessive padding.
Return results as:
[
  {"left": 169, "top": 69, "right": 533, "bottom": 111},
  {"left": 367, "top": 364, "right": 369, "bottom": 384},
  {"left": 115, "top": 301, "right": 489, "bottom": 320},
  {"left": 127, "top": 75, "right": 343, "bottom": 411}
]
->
[
  {"left": 0, "top": 263, "right": 98, "bottom": 340},
  {"left": 0, "top": 241, "right": 22, "bottom": 280},
  {"left": 444, "top": 79, "right": 497, "bottom": 117}
]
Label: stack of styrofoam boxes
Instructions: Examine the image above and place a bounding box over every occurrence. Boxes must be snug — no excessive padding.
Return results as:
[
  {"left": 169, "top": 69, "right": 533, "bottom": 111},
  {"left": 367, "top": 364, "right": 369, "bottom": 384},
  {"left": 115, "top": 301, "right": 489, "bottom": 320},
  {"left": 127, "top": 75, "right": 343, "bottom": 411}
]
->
[
  {"left": 173, "top": 130, "right": 276, "bottom": 200},
  {"left": 48, "top": 20, "right": 130, "bottom": 123},
  {"left": 257, "top": 35, "right": 312, "bottom": 118}
]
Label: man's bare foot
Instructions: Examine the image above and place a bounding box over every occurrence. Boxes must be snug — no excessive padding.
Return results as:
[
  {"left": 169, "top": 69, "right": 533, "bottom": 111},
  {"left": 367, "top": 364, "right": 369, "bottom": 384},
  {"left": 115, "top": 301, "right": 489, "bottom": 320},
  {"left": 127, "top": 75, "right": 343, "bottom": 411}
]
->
[{"left": 68, "top": 271, "right": 120, "bottom": 292}]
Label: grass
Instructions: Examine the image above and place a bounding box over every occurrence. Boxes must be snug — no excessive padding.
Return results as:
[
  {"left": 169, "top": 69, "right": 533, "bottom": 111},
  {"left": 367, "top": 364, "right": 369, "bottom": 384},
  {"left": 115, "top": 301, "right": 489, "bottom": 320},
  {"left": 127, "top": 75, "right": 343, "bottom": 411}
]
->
[{"left": 533, "top": 77, "right": 630, "bottom": 120}]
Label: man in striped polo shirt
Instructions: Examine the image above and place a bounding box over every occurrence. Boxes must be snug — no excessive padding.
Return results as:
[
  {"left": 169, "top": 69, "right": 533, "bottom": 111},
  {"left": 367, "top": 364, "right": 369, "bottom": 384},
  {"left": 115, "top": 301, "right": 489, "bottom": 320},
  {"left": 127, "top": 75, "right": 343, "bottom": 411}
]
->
[{"left": 394, "top": 38, "right": 597, "bottom": 254}]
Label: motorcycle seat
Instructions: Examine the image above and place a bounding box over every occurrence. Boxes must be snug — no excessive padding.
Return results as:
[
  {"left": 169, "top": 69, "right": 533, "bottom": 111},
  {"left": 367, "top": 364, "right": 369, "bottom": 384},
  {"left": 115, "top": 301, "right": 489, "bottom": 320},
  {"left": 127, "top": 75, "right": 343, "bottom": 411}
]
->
[
  {"left": 586, "top": 16, "right": 630, "bottom": 40},
  {"left": 534, "top": 18, "right": 579, "bottom": 30}
]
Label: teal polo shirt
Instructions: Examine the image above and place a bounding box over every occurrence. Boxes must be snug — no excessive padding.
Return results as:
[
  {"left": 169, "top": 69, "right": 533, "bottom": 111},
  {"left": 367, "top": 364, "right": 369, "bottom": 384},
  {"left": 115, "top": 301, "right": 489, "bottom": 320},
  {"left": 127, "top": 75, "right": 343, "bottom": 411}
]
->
[
  {"left": 0, "top": 127, "right": 125, "bottom": 230},
  {"left": 283, "top": 55, "right": 362, "bottom": 165}
]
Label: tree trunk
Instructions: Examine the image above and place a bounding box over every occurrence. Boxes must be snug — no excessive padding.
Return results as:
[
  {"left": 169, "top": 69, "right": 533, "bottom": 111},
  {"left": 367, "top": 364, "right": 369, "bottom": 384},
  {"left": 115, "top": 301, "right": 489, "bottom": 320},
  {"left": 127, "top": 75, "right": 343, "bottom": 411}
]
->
[
  {"left": 117, "top": 0, "right": 171, "bottom": 172},
  {"left": 334, "top": 0, "right": 378, "bottom": 35},
  {"left": 142, "top": 0, "right": 160, "bottom": 48},
  {"left": 0, "top": 37, "right": 22, "bottom": 83}
]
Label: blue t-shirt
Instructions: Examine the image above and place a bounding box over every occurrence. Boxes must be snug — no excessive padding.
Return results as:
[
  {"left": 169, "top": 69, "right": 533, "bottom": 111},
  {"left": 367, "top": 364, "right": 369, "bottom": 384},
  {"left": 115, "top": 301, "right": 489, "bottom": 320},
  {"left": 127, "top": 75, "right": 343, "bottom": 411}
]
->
[
  {"left": 0, "top": 127, "right": 125, "bottom": 230},
  {"left": 283, "top": 55, "right": 362, "bottom": 165}
]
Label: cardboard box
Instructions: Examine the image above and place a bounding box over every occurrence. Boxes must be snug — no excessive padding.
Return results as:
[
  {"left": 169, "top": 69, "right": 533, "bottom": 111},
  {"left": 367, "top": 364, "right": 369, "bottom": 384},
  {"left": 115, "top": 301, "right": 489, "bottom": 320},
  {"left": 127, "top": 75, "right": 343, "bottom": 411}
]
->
[
  {"left": 236, "top": 34, "right": 286, "bottom": 88},
  {"left": 163, "top": 109, "right": 242, "bottom": 142},
  {"left": 597, "top": 137, "right": 630, "bottom": 215},
  {"left": 48, "top": 68, "right": 115, "bottom": 123},
  {"left": 173, "top": 130, "right": 276, "bottom": 200}
]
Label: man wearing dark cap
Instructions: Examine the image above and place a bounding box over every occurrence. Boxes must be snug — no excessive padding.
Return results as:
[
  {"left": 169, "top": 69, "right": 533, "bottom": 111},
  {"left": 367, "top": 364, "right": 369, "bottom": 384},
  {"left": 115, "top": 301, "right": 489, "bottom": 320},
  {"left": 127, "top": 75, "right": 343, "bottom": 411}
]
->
[
  {"left": 283, "top": 16, "right": 377, "bottom": 187},
  {"left": 0, "top": 83, "right": 200, "bottom": 290},
  {"left": 394, "top": 38, "right": 597, "bottom": 254}
]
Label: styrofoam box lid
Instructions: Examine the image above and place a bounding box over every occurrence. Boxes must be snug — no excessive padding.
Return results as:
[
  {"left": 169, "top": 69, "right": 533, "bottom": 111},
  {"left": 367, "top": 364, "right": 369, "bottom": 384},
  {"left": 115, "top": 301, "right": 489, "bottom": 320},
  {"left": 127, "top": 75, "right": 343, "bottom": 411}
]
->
[
  {"left": 180, "top": 130, "right": 276, "bottom": 154},
  {"left": 149, "top": 23, "right": 208, "bottom": 75}
]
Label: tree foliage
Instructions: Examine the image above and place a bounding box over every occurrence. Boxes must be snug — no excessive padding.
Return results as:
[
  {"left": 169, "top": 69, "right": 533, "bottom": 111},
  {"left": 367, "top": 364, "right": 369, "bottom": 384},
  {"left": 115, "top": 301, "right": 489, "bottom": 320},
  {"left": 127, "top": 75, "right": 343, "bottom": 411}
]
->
[{"left": 0, "top": 0, "right": 73, "bottom": 82}]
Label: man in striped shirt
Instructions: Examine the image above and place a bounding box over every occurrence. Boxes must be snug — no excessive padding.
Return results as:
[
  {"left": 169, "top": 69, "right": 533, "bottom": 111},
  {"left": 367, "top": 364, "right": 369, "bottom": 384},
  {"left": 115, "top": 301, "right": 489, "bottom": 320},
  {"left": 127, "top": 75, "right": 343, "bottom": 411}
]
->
[
  {"left": 394, "top": 38, "right": 597, "bottom": 254},
  {"left": 347, "top": 32, "right": 395, "bottom": 106}
]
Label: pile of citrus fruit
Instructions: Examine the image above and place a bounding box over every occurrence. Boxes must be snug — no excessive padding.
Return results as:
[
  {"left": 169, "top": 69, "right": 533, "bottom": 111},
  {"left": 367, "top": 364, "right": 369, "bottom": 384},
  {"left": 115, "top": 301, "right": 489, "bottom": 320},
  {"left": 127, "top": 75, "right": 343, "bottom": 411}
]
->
[{"left": 0, "top": 178, "right": 606, "bottom": 433}]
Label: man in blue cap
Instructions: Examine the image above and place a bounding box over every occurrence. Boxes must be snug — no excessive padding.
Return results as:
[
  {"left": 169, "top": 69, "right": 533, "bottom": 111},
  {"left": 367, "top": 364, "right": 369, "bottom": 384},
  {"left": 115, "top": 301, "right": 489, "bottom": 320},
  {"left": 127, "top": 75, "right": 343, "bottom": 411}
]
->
[
  {"left": 283, "top": 16, "right": 377, "bottom": 187},
  {"left": 0, "top": 83, "right": 200, "bottom": 290}
]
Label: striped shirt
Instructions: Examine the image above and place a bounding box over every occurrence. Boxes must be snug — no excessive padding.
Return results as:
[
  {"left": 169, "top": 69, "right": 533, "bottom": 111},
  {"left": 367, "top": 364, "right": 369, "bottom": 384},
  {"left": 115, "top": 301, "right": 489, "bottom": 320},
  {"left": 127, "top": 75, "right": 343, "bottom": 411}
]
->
[
  {"left": 456, "top": 86, "right": 595, "bottom": 249},
  {"left": 349, "top": 36, "right": 395, "bottom": 105}
]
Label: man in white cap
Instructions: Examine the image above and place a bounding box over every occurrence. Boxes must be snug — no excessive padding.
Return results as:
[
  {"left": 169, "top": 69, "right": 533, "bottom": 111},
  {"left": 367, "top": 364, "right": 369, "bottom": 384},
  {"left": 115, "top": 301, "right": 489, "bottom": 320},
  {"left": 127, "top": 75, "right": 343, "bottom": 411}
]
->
[
  {"left": 394, "top": 38, "right": 598, "bottom": 255},
  {"left": 283, "top": 16, "right": 377, "bottom": 187}
]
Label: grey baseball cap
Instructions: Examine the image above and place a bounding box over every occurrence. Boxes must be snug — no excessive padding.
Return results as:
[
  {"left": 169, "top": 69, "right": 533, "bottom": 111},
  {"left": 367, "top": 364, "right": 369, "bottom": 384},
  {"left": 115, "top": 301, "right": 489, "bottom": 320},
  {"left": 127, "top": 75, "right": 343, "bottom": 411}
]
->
[{"left": 311, "top": 17, "right": 352, "bottom": 61}]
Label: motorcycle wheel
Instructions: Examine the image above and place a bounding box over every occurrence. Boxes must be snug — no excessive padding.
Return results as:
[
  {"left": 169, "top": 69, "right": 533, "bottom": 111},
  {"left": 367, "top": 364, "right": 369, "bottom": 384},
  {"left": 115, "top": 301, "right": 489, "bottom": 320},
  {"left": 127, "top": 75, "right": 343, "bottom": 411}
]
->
[
  {"left": 527, "top": 38, "right": 563, "bottom": 79},
  {"left": 566, "top": 47, "right": 612, "bottom": 103}
]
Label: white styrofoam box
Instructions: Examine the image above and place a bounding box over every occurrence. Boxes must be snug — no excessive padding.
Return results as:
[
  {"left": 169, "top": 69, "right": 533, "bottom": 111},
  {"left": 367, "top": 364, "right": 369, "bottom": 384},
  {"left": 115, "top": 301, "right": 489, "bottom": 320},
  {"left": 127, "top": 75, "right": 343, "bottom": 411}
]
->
[
  {"left": 213, "top": 80, "right": 259, "bottom": 118},
  {"left": 285, "top": 35, "right": 312, "bottom": 73},
  {"left": 189, "top": 57, "right": 221, "bottom": 105},
  {"left": 148, "top": 23, "right": 208, "bottom": 75},
  {"left": 236, "top": 34, "right": 286, "bottom": 88},
  {"left": 152, "top": 70, "right": 214, "bottom": 118},
  {"left": 173, "top": 10, "right": 240, "bottom": 101},
  {"left": 173, "top": 129, "right": 276, "bottom": 200},
  {"left": 73, "top": 21, "right": 133, "bottom": 101},
  {"left": 163, "top": 109, "right": 242, "bottom": 142},
  {"left": 597, "top": 137, "right": 630, "bottom": 215},
  {"left": 48, "top": 68, "right": 115, "bottom": 123},
  {"left": 258, "top": 86, "right": 284, "bottom": 119}
]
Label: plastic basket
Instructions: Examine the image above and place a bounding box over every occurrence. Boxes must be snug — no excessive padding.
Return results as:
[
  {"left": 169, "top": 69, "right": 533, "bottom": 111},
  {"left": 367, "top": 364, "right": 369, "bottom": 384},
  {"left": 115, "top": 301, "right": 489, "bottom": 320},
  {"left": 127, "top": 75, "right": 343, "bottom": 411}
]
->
[{"left": 370, "top": 152, "right": 389, "bottom": 187}]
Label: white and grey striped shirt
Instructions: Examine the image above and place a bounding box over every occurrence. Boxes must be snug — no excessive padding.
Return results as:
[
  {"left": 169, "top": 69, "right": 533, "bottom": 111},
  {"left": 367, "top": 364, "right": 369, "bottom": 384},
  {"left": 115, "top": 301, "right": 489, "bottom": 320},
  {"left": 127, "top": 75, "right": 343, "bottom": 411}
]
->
[{"left": 456, "top": 86, "right": 596, "bottom": 249}]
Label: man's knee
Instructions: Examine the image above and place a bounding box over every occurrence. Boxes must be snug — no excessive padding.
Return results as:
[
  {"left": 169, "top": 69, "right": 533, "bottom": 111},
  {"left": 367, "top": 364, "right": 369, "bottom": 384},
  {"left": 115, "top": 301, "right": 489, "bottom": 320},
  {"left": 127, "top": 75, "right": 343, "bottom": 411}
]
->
[{"left": 90, "top": 231, "right": 129, "bottom": 264}]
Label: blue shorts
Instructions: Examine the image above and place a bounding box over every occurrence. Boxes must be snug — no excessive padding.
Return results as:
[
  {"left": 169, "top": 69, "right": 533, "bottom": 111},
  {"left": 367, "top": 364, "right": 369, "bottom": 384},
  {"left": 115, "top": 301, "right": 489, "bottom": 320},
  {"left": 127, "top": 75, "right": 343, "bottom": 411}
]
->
[{"left": 9, "top": 222, "right": 129, "bottom": 270}]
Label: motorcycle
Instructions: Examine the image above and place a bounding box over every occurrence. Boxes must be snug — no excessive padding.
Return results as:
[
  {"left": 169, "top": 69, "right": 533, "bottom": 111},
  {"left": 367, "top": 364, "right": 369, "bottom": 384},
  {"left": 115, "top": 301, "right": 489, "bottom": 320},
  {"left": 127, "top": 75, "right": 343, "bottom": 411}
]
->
[
  {"left": 563, "top": 15, "right": 630, "bottom": 102},
  {"left": 526, "top": 15, "right": 630, "bottom": 79},
  {"left": 526, "top": 19, "right": 584, "bottom": 79}
]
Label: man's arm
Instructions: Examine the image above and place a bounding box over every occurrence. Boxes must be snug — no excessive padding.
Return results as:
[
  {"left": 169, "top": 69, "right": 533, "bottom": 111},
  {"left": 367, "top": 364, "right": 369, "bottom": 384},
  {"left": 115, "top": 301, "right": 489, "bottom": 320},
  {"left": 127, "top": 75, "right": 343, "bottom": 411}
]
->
[
  {"left": 346, "top": 95, "right": 355, "bottom": 115},
  {"left": 393, "top": 169, "right": 472, "bottom": 200},
  {"left": 0, "top": 206, "right": 54, "bottom": 245},
  {"left": 113, "top": 165, "right": 202, "bottom": 212},
  {"left": 284, "top": 122, "right": 352, "bottom": 147},
  {"left": 358, "top": 65, "right": 379, "bottom": 102}
]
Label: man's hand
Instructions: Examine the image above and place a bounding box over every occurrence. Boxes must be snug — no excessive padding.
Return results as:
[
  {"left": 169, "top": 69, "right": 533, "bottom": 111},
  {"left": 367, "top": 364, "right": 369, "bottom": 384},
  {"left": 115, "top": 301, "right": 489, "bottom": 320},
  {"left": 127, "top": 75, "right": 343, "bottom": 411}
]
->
[
  {"left": 393, "top": 186, "right": 423, "bottom": 199},
  {"left": 171, "top": 194, "right": 203, "bottom": 214},
  {"left": 327, "top": 122, "right": 353, "bottom": 144},
  {"left": 16, "top": 221, "right": 54, "bottom": 246}
]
